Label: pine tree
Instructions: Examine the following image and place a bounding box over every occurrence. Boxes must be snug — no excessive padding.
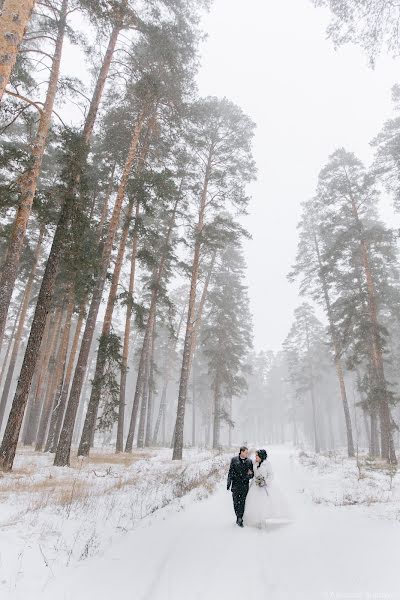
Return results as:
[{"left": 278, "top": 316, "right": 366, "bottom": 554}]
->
[
  {"left": 289, "top": 198, "right": 355, "bottom": 457},
  {"left": 315, "top": 148, "right": 398, "bottom": 463},
  {"left": 200, "top": 241, "right": 252, "bottom": 448},
  {"left": 172, "top": 97, "right": 256, "bottom": 460}
]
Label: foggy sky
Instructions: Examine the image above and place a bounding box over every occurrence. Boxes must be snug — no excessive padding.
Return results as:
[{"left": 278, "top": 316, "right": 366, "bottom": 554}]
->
[{"left": 196, "top": 0, "right": 400, "bottom": 352}]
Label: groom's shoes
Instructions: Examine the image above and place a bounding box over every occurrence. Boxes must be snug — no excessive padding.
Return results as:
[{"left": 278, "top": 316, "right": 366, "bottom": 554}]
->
[{"left": 236, "top": 517, "right": 244, "bottom": 527}]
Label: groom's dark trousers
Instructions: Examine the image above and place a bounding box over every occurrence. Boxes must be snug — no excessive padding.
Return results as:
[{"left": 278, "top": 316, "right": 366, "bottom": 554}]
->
[{"left": 227, "top": 455, "right": 254, "bottom": 519}]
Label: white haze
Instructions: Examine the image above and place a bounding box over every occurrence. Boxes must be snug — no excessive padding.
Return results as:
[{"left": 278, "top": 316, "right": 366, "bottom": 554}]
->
[{"left": 196, "top": 0, "right": 400, "bottom": 352}]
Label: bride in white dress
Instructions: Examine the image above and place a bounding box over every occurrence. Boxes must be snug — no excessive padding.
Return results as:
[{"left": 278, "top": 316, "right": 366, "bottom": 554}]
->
[{"left": 243, "top": 449, "right": 292, "bottom": 528}]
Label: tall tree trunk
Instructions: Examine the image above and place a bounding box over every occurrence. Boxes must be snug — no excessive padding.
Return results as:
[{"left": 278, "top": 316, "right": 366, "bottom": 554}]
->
[
  {"left": 212, "top": 376, "right": 221, "bottom": 449},
  {"left": 0, "top": 225, "right": 44, "bottom": 428},
  {"left": 312, "top": 228, "right": 354, "bottom": 457},
  {"left": 116, "top": 202, "right": 140, "bottom": 452},
  {"left": 49, "top": 305, "right": 84, "bottom": 452},
  {"left": 81, "top": 18, "right": 125, "bottom": 143},
  {"left": 73, "top": 349, "right": 95, "bottom": 445},
  {"left": 152, "top": 304, "right": 186, "bottom": 445},
  {"left": 30, "top": 307, "right": 62, "bottom": 449},
  {"left": 370, "top": 406, "right": 380, "bottom": 457},
  {"left": 144, "top": 323, "right": 156, "bottom": 447},
  {"left": 34, "top": 309, "right": 65, "bottom": 451},
  {"left": 0, "top": 0, "right": 68, "bottom": 348},
  {"left": 0, "top": 11, "right": 126, "bottom": 472},
  {"left": 44, "top": 293, "right": 74, "bottom": 452},
  {"left": 153, "top": 383, "right": 167, "bottom": 446},
  {"left": 172, "top": 153, "right": 212, "bottom": 460},
  {"left": 0, "top": 294, "right": 23, "bottom": 389},
  {"left": 0, "top": 0, "right": 36, "bottom": 100},
  {"left": 21, "top": 314, "right": 51, "bottom": 445},
  {"left": 305, "top": 317, "right": 320, "bottom": 453},
  {"left": 137, "top": 329, "right": 153, "bottom": 449},
  {"left": 191, "top": 362, "right": 196, "bottom": 447},
  {"left": 55, "top": 111, "right": 148, "bottom": 467}
]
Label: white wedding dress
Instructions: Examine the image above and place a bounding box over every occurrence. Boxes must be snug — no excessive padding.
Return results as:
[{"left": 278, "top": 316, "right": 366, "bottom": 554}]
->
[{"left": 243, "top": 459, "right": 292, "bottom": 528}]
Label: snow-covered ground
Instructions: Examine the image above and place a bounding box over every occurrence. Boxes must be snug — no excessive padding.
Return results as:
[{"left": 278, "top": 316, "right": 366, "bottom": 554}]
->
[
  {"left": 1, "top": 445, "right": 399, "bottom": 600},
  {"left": 297, "top": 448, "right": 400, "bottom": 520},
  {"left": 0, "top": 446, "right": 230, "bottom": 599}
]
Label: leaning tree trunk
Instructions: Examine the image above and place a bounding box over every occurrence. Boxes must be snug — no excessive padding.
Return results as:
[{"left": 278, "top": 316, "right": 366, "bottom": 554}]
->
[
  {"left": 0, "top": 0, "right": 68, "bottom": 348},
  {"left": 55, "top": 111, "right": 148, "bottom": 467},
  {"left": 172, "top": 153, "right": 212, "bottom": 460},
  {"left": 0, "top": 0, "right": 36, "bottom": 101},
  {"left": 0, "top": 225, "right": 44, "bottom": 429},
  {"left": 0, "top": 18, "right": 127, "bottom": 472},
  {"left": 312, "top": 229, "right": 355, "bottom": 457}
]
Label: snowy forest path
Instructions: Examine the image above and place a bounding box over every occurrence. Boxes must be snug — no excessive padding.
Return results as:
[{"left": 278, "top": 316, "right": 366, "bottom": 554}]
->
[{"left": 39, "top": 446, "right": 400, "bottom": 600}]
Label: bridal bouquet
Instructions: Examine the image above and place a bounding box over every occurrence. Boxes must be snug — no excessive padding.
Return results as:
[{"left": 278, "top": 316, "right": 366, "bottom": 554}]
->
[{"left": 255, "top": 474, "right": 266, "bottom": 487}]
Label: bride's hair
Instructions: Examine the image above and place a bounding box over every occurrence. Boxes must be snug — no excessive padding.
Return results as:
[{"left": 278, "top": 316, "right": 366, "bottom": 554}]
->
[{"left": 256, "top": 449, "right": 267, "bottom": 467}]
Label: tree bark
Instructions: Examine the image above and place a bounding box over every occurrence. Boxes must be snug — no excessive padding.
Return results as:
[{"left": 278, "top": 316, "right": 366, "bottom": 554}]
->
[
  {"left": 0, "top": 0, "right": 36, "bottom": 101},
  {"left": 0, "top": 0, "right": 68, "bottom": 348}
]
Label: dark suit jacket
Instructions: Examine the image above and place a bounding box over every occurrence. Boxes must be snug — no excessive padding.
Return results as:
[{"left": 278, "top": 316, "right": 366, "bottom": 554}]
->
[{"left": 227, "top": 455, "right": 254, "bottom": 490}]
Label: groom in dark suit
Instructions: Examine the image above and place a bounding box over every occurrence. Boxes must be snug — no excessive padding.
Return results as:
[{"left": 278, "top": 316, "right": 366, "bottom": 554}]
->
[{"left": 227, "top": 446, "right": 254, "bottom": 527}]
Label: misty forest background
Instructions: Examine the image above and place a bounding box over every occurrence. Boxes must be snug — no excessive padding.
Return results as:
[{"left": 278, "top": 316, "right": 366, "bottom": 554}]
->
[{"left": 1, "top": 0, "right": 400, "bottom": 473}]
